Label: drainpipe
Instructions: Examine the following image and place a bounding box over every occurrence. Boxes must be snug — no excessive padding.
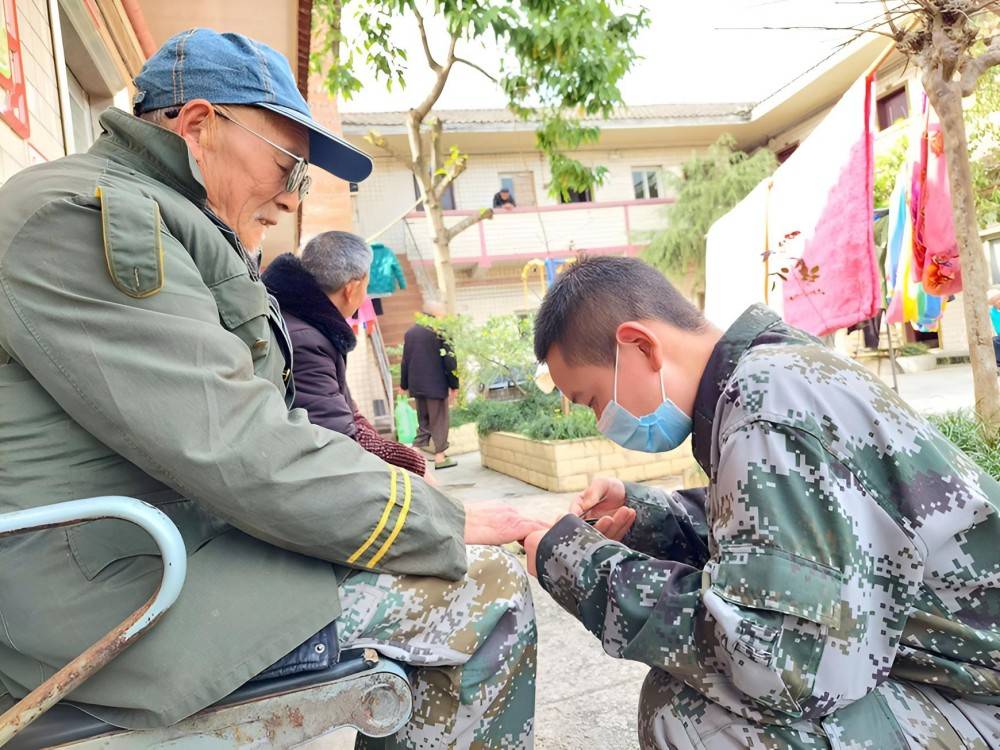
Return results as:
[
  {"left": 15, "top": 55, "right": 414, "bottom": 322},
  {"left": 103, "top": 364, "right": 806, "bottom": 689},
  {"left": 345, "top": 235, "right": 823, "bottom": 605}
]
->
[
  {"left": 120, "top": 0, "right": 157, "bottom": 57},
  {"left": 46, "top": 0, "right": 75, "bottom": 155}
]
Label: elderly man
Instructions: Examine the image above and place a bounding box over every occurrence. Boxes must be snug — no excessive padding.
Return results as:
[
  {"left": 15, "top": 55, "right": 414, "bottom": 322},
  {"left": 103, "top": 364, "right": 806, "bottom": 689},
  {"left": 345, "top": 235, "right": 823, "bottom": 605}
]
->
[
  {"left": 263, "top": 232, "right": 428, "bottom": 479},
  {"left": 0, "top": 29, "right": 542, "bottom": 748}
]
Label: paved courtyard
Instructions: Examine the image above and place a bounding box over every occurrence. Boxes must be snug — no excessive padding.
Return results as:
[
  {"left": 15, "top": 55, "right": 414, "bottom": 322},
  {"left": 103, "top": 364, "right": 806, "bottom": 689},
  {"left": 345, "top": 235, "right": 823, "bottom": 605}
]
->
[{"left": 315, "top": 363, "right": 977, "bottom": 749}]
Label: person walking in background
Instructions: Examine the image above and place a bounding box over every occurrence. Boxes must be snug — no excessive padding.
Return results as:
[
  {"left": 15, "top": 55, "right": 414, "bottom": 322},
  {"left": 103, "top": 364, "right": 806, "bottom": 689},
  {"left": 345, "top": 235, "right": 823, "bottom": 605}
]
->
[
  {"left": 989, "top": 287, "right": 1000, "bottom": 368},
  {"left": 402, "top": 302, "right": 460, "bottom": 469},
  {"left": 263, "top": 231, "right": 430, "bottom": 480}
]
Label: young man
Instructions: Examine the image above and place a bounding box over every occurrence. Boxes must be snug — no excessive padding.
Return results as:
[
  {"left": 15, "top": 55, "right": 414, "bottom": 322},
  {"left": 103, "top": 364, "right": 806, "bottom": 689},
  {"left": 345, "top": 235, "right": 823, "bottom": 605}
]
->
[{"left": 525, "top": 256, "right": 1000, "bottom": 749}]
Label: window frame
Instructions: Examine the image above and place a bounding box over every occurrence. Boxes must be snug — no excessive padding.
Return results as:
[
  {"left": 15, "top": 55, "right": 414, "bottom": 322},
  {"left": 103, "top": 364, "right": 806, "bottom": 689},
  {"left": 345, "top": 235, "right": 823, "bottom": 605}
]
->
[
  {"left": 876, "top": 86, "right": 910, "bottom": 131},
  {"left": 631, "top": 167, "right": 661, "bottom": 200},
  {"left": 412, "top": 174, "right": 456, "bottom": 211}
]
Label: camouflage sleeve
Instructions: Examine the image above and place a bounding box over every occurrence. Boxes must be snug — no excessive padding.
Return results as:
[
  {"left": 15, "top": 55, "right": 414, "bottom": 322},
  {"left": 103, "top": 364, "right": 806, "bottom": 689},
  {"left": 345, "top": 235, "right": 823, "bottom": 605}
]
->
[
  {"left": 620, "top": 483, "right": 710, "bottom": 565},
  {"left": 537, "top": 420, "right": 919, "bottom": 724},
  {"left": 535, "top": 514, "right": 703, "bottom": 658}
]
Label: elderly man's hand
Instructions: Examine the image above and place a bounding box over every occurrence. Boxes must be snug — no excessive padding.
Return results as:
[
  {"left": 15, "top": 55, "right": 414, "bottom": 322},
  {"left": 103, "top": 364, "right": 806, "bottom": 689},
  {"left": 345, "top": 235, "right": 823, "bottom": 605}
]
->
[{"left": 463, "top": 501, "right": 549, "bottom": 545}]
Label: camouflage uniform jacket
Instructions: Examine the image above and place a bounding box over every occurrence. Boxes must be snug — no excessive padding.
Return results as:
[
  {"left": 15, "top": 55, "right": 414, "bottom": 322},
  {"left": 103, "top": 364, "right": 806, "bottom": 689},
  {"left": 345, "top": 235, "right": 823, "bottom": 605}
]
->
[{"left": 537, "top": 304, "right": 1000, "bottom": 731}]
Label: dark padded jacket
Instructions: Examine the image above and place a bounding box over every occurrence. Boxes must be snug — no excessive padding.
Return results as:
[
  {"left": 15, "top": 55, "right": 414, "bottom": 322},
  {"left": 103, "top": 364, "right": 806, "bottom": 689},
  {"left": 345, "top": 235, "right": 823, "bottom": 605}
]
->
[{"left": 401, "top": 323, "right": 459, "bottom": 400}]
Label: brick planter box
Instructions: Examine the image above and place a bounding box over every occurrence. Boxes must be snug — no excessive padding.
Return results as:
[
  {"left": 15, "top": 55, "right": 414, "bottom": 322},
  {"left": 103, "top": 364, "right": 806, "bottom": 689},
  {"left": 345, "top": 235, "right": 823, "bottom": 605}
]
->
[
  {"left": 479, "top": 431, "right": 698, "bottom": 492},
  {"left": 448, "top": 422, "right": 479, "bottom": 456}
]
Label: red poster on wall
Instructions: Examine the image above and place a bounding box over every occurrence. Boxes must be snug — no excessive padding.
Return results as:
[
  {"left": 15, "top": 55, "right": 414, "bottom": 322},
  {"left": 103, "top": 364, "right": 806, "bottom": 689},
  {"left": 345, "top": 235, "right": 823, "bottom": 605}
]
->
[{"left": 0, "top": 0, "right": 29, "bottom": 139}]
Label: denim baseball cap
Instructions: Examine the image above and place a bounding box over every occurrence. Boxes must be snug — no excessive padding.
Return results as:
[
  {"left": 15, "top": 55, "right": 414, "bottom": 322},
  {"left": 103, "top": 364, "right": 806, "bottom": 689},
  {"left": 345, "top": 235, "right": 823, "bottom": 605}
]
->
[{"left": 133, "top": 28, "right": 373, "bottom": 183}]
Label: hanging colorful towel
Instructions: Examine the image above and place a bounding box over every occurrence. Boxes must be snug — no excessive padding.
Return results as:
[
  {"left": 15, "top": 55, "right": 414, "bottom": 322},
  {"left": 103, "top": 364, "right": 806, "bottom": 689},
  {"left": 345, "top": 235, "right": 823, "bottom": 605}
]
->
[
  {"left": 769, "top": 74, "right": 880, "bottom": 336},
  {"left": 886, "top": 159, "right": 945, "bottom": 329},
  {"left": 913, "top": 106, "right": 962, "bottom": 296}
]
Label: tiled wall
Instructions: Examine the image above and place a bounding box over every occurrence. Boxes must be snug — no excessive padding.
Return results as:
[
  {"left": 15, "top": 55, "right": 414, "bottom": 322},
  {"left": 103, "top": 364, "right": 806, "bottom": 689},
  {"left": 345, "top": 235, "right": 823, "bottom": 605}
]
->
[{"left": 1, "top": 0, "right": 63, "bottom": 182}]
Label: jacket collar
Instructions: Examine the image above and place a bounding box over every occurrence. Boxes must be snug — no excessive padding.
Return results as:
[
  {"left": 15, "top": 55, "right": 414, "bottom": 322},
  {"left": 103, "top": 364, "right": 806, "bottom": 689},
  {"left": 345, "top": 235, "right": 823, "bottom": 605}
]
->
[
  {"left": 89, "top": 108, "right": 208, "bottom": 206},
  {"left": 262, "top": 254, "right": 357, "bottom": 356},
  {"left": 691, "top": 304, "right": 785, "bottom": 471}
]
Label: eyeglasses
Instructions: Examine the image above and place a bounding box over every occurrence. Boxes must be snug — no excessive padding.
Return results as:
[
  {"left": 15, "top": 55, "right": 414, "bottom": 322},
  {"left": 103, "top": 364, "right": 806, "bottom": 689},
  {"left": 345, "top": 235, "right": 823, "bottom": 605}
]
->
[{"left": 214, "top": 107, "right": 312, "bottom": 199}]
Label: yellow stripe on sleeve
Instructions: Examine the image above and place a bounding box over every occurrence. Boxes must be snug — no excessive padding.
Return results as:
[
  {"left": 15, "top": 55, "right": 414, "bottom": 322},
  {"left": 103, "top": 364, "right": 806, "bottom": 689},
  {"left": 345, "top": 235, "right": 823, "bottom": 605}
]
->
[
  {"left": 368, "top": 469, "right": 412, "bottom": 568},
  {"left": 346, "top": 467, "right": 397, "bottom": 565}
]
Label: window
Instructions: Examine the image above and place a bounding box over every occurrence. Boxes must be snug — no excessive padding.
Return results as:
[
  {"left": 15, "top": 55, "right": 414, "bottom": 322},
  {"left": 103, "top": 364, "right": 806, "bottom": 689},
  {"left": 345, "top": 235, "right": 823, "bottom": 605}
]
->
[
  {"left": 559, "top": 187, "right": 592, "bottom": 204},
  {"left": 877, "top": 87, "right": 909, "bottom": 131},
  {"left": 0, "top": 0, "right": 29, "bottom": 139},
  {"left": 498, "top": 171, "right": 536, "bottom": 207},
  {"left": 632, "top": 168, "right": 660, "bottom": 199},
  {"left": 66, "top": 69, "right": 94, "bottom": 155},
  {"left": 413, "top": 174, "right": 456, "bottom": 211},
  {"left": 989, "top": 237, "right": 1000, "bottom": 284},
  {"left": 349, "top": 181, "right": 359, "bottom": 194}
]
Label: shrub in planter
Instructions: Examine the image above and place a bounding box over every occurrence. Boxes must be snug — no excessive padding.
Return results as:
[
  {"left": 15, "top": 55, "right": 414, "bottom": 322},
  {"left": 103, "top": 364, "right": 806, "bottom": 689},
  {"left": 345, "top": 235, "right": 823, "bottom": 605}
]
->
[{"left": 929, "top": 411, "right": 1000, "bottom": 481}]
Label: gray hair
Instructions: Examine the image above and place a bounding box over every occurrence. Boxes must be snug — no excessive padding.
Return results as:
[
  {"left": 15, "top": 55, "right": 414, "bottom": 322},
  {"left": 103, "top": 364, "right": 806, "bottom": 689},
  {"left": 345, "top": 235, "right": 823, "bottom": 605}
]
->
[{"left": 300, "top": 231, "right": 373, "bottom": 293}]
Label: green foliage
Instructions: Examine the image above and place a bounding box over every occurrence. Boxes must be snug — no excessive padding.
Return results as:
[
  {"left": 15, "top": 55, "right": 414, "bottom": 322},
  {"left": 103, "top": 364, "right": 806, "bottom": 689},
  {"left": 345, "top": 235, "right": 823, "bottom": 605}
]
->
[
  {"left": 643, "top": 135, "right": 777, "bottom": 295},
  {"left": 311, "top": 0, "right": 647, "bottom": 200},
  {"left": 457, "top": 387, "right": 599, "bottom": 440},
  {"left": 874, "top": 133, "right": 909, "bottom": 210},
  {"left": 967, "top": 65, "right": 1000, "bottom": 228},
  {"left": 897, "top": 342, "right": 930, "bottom": 357},
  {"left": 928, "top": 411, "right": 1000, "bottom": 480},
  {"left": 420, "top": 313, "right": 537, "bottom": 398}
]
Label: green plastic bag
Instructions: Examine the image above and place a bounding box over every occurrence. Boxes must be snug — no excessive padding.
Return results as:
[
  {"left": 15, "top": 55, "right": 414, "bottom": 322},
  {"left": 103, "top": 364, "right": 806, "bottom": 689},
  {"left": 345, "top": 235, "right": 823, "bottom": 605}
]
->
[{"left": 395, "top": 396, "right": 418, "bottom": 446}]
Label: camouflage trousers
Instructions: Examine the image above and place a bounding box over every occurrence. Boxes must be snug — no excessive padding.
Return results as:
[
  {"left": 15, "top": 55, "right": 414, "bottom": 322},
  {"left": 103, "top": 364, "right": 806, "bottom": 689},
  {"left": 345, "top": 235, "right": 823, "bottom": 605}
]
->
[
  {"left": 335, "top": 545, "right": 537, "bottom": 749},
  {"left": 638, "top": 668, "right": 1000, "bottom": 750}
]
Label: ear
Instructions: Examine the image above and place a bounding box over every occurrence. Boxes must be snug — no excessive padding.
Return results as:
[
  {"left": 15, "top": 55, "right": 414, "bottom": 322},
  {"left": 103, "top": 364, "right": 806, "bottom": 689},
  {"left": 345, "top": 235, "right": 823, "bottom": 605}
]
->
[
  {"left": 615, "top": 321, "right": 664, "bottom": 372},
  {"left": 172, "top": 99, "right": 217, "bottom": 163}
]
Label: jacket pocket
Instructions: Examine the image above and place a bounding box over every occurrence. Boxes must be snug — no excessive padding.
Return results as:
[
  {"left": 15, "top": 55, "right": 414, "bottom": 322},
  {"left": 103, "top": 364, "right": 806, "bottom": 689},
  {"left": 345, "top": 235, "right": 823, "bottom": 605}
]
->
[
  {"left": 67, "top": 490, "right": 230, "bottom": 580},
  {"left": 208, "top": 273, "right": 270, "bottom": 361},
  {"left": 704, "top": 545, "right": 845, "bottom": 717}
]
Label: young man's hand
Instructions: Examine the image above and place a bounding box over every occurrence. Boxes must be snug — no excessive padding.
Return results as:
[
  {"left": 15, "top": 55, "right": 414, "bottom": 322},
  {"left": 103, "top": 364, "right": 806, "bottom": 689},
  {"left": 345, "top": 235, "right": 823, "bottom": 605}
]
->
[
  {"left": 523, "top": 506, "right": 636, "bottom": 577},
  {"left": 570, "top": 476, "right": 627, "bottom": 519},
  {"left": 463, "top": 501, "right": 549, "bottom": 546}
]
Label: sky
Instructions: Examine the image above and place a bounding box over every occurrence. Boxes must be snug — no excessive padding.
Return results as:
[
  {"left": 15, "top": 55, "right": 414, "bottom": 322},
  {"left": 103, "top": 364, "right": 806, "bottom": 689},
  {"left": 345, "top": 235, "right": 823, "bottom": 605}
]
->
[{"left": 339, "top": 1, "right": 882, "bottom": 113}]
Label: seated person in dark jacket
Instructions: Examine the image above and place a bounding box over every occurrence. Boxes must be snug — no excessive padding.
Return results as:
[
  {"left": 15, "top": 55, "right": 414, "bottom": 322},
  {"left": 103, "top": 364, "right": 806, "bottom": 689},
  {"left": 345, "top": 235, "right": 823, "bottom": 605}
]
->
[{"left": 263, "top": 231, "right": 428, "bottom": 480}]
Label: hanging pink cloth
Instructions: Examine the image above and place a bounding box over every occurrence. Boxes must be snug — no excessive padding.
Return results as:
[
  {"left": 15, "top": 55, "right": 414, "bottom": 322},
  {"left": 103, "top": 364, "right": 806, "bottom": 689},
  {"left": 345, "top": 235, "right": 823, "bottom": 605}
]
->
[
  {"left": 347, "top": 297, "right": 377, "bottom": 331},
  {"left": 769, "top": 75, "right": 880, "bottom": 336},
  {"left": 913, "top": 106, "right": 962, "bottom": 296}
]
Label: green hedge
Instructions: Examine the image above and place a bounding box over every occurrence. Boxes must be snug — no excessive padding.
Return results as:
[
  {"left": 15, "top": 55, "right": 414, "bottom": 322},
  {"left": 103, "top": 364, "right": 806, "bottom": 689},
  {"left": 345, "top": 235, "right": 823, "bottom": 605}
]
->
[
  {"left": 452, "top": 388, "right": 600, "bottom": 441},
  {"left": 929, "top": 411, "right": 1000, "bottom": 481}
]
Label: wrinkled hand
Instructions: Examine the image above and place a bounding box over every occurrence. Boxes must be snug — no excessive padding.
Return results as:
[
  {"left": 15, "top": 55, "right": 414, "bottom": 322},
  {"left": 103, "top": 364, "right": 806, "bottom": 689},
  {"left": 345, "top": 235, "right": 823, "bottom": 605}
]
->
[
  {"left": 463, "top": 501, "right": 549, "bottom": 546},
  {"left": 523, "top": 506, "right": 636, "bottom": 577},
  {"left": 570, "top": 476, "right": 627, "bottom": 519}
]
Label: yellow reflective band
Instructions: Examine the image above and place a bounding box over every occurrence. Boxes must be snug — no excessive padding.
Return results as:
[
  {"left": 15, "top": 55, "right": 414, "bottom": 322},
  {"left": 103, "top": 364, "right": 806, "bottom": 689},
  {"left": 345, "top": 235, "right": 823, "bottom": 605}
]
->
[
  {"left": 346, "top": 467, "right": 397, "bottom": 565},
  {"left": 368, "top": 469, "right": 412, "bottom": 568}
]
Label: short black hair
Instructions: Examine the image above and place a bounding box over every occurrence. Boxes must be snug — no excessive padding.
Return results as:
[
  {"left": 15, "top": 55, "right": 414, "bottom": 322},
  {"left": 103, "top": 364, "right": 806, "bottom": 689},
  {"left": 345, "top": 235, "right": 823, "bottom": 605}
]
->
[{"left": 533, "top": 256, "right": 705, "bottom": 366}]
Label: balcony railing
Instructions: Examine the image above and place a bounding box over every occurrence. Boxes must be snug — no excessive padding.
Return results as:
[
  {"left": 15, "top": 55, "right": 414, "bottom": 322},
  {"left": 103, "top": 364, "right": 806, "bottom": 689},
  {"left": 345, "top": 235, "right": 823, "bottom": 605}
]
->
[{"left": 401, "top": 197, "right": 672, "bottom": 266}]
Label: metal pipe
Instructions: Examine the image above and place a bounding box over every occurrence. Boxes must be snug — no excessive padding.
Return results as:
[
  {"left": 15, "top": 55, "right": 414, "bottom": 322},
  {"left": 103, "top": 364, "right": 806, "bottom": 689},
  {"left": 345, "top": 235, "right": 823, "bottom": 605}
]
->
[
  {"left": 0, "top": 496, "right": 187, "bottom": 746},
  {"left": 46, "top": 0, "right": 75, "bottom": 155},
  {"left": 120, "top": 0, "right": 157, "bottom": 58}
]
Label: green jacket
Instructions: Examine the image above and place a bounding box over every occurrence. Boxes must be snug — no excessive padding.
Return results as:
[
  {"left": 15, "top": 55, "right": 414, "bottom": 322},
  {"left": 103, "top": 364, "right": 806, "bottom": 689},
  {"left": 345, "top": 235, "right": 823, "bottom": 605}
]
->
[
  {"left": 0, "top": 109, "right": 466, "bottom": 729},
  {"left": 538, "top": 305, "right": 1000, "bottom": 739}
]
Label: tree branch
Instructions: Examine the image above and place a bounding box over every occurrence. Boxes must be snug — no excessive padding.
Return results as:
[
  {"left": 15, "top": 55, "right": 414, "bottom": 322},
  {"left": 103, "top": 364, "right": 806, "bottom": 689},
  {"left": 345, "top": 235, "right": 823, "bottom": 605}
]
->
[
  {"left": 435, "top": 150, "right": 468, "bottom": 200},
  {"left": 454, "top": 56, "right": 499, "bottom": 83},
  {"left": 961, "top": 36, "right": 1000, "bottom": 96},
  {"left": 413, "top": 6, "right": 440, "bottom": 72},
  {"left": 412, "top": 32, "right": 459, "bottom": 122},
  {"left": 446, "top": 208, "right": 494, "bottom": 241}
]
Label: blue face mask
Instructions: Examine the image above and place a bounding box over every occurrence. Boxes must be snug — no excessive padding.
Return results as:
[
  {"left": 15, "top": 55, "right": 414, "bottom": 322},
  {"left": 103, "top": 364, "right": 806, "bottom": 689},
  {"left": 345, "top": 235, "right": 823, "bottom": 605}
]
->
[{"left": 596, "top": 345, "right": 692, "bottom": 453}]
